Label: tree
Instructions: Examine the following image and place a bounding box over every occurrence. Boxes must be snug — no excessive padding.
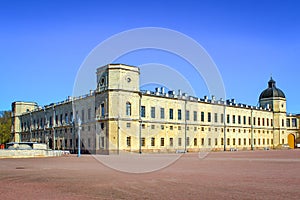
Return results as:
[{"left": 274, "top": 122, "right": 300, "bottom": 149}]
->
[{"left": 0, "top": 111, "right": 12, "bottom": 144}]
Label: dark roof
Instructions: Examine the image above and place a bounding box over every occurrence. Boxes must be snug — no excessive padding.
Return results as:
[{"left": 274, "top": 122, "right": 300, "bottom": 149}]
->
[{"left": 259, "top": 77, "right": 285, "bottom": 100}]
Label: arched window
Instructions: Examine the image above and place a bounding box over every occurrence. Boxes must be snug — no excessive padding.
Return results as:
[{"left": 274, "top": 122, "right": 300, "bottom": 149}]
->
[{"left": 126, "top": 102, "right": 131, "bottom": 116}]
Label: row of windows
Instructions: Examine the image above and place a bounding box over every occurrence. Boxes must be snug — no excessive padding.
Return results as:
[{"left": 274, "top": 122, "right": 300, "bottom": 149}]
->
[
  {"left": 21, "top": 106, "right": 100, "bottom": 131},
  {"left": 286, "top": 118, "right": 298, "bottom": 127},
  {"left": 138, "top": 105, "right": 274, "bottom": 127},
  {"left": 129, "top": 123, "right": 274, "bottom": 134},
  {"left": 126, "top": 137, "right": 274, "bottom": 147}
]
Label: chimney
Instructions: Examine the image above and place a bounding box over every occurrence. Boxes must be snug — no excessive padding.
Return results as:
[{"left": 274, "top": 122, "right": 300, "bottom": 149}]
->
[
  {"left": 178, "top": 89, "right": 182, "bottom": 96},
  {"left": 161, "top": 87, "right": 165, "bottom": 94}
]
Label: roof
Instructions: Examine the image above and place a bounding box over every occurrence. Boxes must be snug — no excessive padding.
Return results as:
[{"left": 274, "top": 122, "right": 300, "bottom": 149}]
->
[{"left": 259, "top": 77, "right": 285, "bottom": 100}]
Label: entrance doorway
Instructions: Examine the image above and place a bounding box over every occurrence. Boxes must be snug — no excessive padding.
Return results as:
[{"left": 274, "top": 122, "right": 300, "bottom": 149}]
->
[{"left": 288, "top": 134, "right": 295, "bottom": 149}]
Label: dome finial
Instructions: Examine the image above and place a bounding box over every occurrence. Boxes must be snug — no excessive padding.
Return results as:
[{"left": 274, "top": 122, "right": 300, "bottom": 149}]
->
[{"left": 268, "top": 76, "right": 275, "bottom": 88}]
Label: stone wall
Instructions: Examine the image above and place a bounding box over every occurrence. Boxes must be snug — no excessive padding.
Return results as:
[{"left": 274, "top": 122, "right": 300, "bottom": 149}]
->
[{"left": 0, "top": 149, "right": 65, "bottom": 158}]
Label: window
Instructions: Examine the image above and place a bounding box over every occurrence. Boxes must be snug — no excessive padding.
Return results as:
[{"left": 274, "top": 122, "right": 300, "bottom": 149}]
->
[
  {"left": 151, "top": 137, "right": 155, "bottom": 146},
  {"left": 292, "top": 118, "right": 297, "bottom": 127},
  {"left": 141, "top": 106, "right": 146, "bottom": 117},
  {"left": 169, "top": 138, "right": 173, "bottom": 146},
  {"left": 194, "top": 138, "right": 197, "bottom": 146},
  {"left": 49, "top": 116, "right": 53, "bottom": 127},
  {"left": 178, "top": 138, "right": 182, "bottom": 146},
  {"left": 193, "top": 111, "right": 197, "bottom": 121},
  {"left": 178, "top": 109, "right": 182, "bottom": 120},
  {"left": 100, "top": 137, "right": 104, "bottom": 148},
  {"left": 126, "top": 102, "right": 131, "bottom": 116},
  {"left": 214, "top": 113, "right": 218, "bottom": 123},
  {"left": 169, "top": 109, "right": 173, "bottom": 120},
  {"left": 161, "top": 138, "right": 165, "bottom": 146},
  {"left": 127, "top": 136, "right": 131, "bottom": 147},
  {"left": 60, "top": 114, "right": 63, "bottom": 124},
  {"left": 208, "top": 112, "right": 211, "bottom": 122},
  {"left": 160, "top": 108, "right": 165, "bottom": 119},
  {"left": 101, "top": 103, "right": 105, "bottom": 117},
  {"left": 227, "top": 114, "right": 230, "bottom": 124},
  {"left": 88, "top": 108, "right": 91, "bottom": 121},
  {"left": 186, "top": 137, "right": 190, "bottom": 146},
  {"left": 286, "top": 119, "right": 290, "bottom": 127},
  {"left": 65, "top": 113, "right": 69, "bottom": 123},
  {"left": 81, "top": 110, "right": 84, "bottom": 122},
  {"left": 201, "top": 112, "right": 204, "bottom": 122},
  {"left": 151, "top": 107, "right": 155, "bottom": 118},
  {"left": 141, "top": 137, "right": 145, "bottom": 146},
  {"left": 186, "top": 110, "right": 190, "bottom": 120}
]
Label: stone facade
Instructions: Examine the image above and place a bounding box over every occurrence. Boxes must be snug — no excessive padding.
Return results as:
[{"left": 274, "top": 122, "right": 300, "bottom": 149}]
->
[{"left": 11, "top": 64, "right": 300, "bottom": 154}]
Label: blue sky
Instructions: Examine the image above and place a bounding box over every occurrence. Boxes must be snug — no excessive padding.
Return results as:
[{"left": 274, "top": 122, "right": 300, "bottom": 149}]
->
[{"left": 1, "top": 0, "right": 300, "bottom": 113}]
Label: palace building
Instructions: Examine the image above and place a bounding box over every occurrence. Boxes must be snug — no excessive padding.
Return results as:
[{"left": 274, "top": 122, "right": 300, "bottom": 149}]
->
[{"left": 11, "top": 64, "right": 300, "bottom": 154}]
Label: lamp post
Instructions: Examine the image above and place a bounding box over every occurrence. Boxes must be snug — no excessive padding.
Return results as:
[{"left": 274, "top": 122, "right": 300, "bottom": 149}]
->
[
  {"left": 43, "top": 107, "right": 49, "bottom": 149},
  {"left": 29, "top": 111, "right": 32, "bottom": 142},
  {"left": 77, "top": 117, "right": 81, "bottom": 157},
  {"left": 251, "top": 108, "right": 254, "bottom": 151},
  {"left": 223, "top": 103, "right": 227, "bottom": 151},
  {"left": 52, "top": 105, "right": 55, "bottom": 150}
]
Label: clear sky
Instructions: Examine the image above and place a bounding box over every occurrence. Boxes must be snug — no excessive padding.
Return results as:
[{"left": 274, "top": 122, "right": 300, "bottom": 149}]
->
[{"left": 1, "top": 0, "right": 300, "bottom": 113}]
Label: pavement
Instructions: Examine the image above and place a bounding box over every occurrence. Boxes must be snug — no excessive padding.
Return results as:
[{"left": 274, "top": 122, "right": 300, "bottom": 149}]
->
[{"left": 1, "top": 149, "right": 300, "bottom": 199}]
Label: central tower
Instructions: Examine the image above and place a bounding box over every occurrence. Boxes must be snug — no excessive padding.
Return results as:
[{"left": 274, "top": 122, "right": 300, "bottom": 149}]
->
[{"left": 95, "top": 64, "right": 140, "bottom": 154}]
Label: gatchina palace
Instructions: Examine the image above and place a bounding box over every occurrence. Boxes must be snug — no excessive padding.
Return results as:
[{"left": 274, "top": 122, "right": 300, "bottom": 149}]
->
[{"left": 11, "top": 64, "right": 300, "bottom": 154}]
